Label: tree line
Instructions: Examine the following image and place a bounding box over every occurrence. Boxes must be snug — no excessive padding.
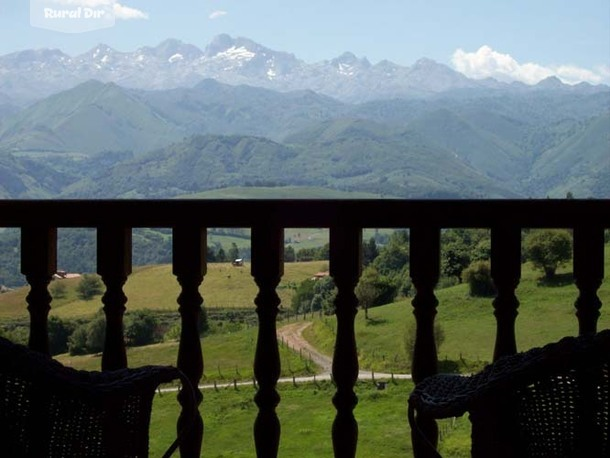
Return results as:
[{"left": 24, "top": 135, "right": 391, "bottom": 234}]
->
[{"left": 290, "top": 227, "right": 581, "bottom": 318}]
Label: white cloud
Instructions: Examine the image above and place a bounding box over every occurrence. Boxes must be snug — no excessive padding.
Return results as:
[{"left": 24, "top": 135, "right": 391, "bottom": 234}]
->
[
  {"left": 113, "top": 3, "right": 149, "bottom": 20},
  {"left": 209, "top": 10, "right": 228, "bottom": 20},
  {"left": 451, "top": 45, "right": 608, "bottom": 85}
]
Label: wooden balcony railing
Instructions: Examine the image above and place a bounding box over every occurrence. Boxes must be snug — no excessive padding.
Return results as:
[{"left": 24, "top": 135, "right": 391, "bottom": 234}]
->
[{"left": 1, "top": 198, "right": 608, "bottom": 457}]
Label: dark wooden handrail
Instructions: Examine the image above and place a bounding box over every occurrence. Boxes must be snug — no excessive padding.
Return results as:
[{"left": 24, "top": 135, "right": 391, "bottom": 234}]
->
[
  {"left": 2, "top": 198, "right": 610, "bottom": 227},
  {"left": 4, "top": 198, "right": 608, "bottom": 457}
]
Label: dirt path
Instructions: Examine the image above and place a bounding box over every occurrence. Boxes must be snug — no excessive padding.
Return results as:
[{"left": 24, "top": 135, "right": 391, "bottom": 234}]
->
[
  {"left": 160, "top": 321, "right": 410, "bottom": 393},
  {"left": 277, "top": 321, "right": 333, "bottom": 374},
  {"left": 276, "top": 321, "right": 411, "bottom": 381}
]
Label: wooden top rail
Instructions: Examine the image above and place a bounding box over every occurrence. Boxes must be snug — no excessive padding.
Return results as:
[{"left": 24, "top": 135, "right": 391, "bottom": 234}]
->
[{"left": 1, "top": 199, "right": 609, "bottom": 229}]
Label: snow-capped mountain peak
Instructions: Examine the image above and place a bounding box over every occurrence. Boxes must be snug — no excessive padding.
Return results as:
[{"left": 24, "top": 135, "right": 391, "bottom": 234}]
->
[
  {"left": 213, "top": 45, "right": 257, "bottom": 63},
  {"left": 0, "top": 34, "right": 599, "bottom": 106}
]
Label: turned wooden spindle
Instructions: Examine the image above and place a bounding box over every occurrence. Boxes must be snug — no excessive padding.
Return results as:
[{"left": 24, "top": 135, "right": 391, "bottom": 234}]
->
[
  {"left": 410, "top": 225, "right": 440, "bottom": 458},
  {"left": 329, "top": 224, "right": 361, "bottom": 458},
  {"left": 21, "top": 226, "right": 57, "bottom": 354},
  {"left": 251, "top": 224, "right": 284, "bottom": 457},
  {"left": 491, "top": 225, "right": 521, "bottom": 361},
  {"left": 173, "top": 225, "right": 206, "bottom": 458},
  {"left": 97, "top": 226, "right": 131, "bottom": 371},
  {"left": 573, "top": 225, "right": 604, "bottom": 336}
]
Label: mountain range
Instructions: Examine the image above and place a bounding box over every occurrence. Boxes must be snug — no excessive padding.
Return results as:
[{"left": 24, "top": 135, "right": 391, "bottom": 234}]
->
[
  {"left": 1, "top": 34, "right": 607, "bottom": 106},
  {"left": 0, "top": 35, "right": 608, "bottom": 200}
]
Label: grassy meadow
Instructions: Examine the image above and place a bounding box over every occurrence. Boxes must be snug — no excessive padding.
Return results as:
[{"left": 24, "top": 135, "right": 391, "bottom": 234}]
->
[
  {"left": 1, "top": 244, "right": 609, "bottom": 456},
  {"left": 0, "top": 260, "right": 330, "bottom": 320},
  {"left": 149, "top": 380, "right": 418, "bottom": 458},
  {"left": 306, "top": 250, "right": 610, "bottom": 374}
]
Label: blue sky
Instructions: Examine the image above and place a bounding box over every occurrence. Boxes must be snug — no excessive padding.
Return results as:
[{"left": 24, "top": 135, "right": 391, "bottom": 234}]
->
[{"left": 1, "top": 0, "right": 609, "bottom": 84}]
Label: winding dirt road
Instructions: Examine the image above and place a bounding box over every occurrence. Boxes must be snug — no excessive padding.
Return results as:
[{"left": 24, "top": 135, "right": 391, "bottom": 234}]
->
[
  {"left": 277, "top": 321, "right": 333, "bottom": 374},
  {"left": 276, "top": 321, "right": 411, "bottom": 381},
  {"left": 161, "top": 320, "right": 410, "bottom": 393}
]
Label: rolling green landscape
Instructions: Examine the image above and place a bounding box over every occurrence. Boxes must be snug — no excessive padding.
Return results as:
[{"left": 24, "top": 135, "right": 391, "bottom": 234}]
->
[
  {"left": 1, "top": 79, "right": 608, "bottom": 201},
  {"left": 0, "top": 20, "right": 607, "bottom": 457},
  {"left": 0, "top": 242, "right": 608, "bottom": 456}
]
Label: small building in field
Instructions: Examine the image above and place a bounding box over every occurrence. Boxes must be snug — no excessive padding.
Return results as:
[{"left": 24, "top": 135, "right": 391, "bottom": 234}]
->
[{"left": 311, "top": 271, "right": 330, "bottom": 280}]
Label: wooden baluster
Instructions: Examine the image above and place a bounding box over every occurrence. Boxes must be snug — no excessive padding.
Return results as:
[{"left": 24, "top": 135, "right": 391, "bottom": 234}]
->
[
  {"left": 410, "top": 225, "right": 440, "bottom": 458},
  {"left": 573, "top": 225, "right": 604, "bottom": 336},
  {"left": 21, "top": 226, "right": 57, "bottom": 354},
  {"left": 329, "top": 225, "right": 361, "bottom": 458},
  {"left": 491, "top": 226, "right": 521, "bottom": 361},
  {"left": 173, "top": 226, "right": 205, "bottom": 458},
  {"left": 468, "top": 225, "right": 523, "bottom": 457},
  {"left": 251, "top": 225, "right": 283, "bottom": 457},
  {"left": 97, "top": 226, "right": 131, "bottom": 371}
]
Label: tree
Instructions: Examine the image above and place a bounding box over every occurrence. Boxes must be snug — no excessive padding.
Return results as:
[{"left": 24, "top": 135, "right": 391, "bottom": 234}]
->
[
  {"left": 372, "top": 231, "right": 409, "bottom": 276},
  {"left": 67, "top": 326, "right": 89, "bottom": 355},
  {"left": 76, "top": 274, "right": 103, "bottom": 300},
  {"left": 441, "top": 242, "right": 471, "bottom": 283},
  {"left": 284, "top": 245, "right": 296, "bottom": 262},
  {"left": 50, "top": 280, "right": 67, "bottom": 299},
  {"left": 312, "top": 276, "right": 337, "bottom": 315},
  {"left": 216, "top": 247, "right": 227, "bottom": 262},
  {"left": 362, "top": 237, "right": 379, "bottom": 266},
  {"left": 68, "top": 312, "right": 105, "bottom": 355},
  {"left": 228, "top": 242, "right": 240, "bottom": 261},
  {"left": 124, "top": 310, "right": 159, "bottom": 347},
  {"left": 439, "top": 229, "right": 491, "bottom": 283},
  {"left": 296, "top": 243, "right": 330, "bottom": 262},
  {"left": 48, "top": 316, "right": 74, "bottom": 355},
  {"left": 85, "top": 314, "right": 106, "bottom": 353},
  {"left": 355, "top": 266, "right": 398, "bottom": 319},
  {"left": 523, "top": 229, "right": 572, "bottom": 279},
  {"left": 462, "top": 261, "right": 496, "bottom": 297},
  {"left": 291, "top": 278, "right": 316, "bottom": 313}
]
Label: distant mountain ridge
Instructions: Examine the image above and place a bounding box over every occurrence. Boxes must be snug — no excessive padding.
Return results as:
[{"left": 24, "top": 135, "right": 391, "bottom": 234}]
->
[
  {"left": 0, "top": 75, "right": 607, "bottom": 199},
  {"left": 0, "top": 35, "right": 608, "bottom": 201},
  {"left": 1, "top": 34, "right": 607, "bottom": 105}
]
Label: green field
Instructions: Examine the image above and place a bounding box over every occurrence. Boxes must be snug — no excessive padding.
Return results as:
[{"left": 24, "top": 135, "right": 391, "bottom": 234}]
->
[
  {"left": 149, "top": 380, "right": 420, "bottom": 458},
  {"left": 1, "top": 247, "right": 609, "bottom": 456},
  {"left": 144, "top": 247, "right": 610, "bottom": 457},
  {"left": 55, "top": 323, "right": 318, "bottom": 380},
  {"left": 179, "top": 186, "right": 392, "bottom": 200},
  {"left": 305, "top": 254, "right": 610, "bottom": 374},
  {"left": 0, "top": 260, "right": 329, "bottom": 320}
]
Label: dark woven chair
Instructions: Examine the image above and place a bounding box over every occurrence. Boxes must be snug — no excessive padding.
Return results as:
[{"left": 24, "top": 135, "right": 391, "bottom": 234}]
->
[
  {"left": 0, "top": 336, "right": 196, "bottom": 458},
  {"left": 408, "top": 329, "right": 610, "bottom": 457}
]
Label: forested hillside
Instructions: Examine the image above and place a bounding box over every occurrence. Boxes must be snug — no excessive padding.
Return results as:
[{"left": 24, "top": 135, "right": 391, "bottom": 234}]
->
[{"left": 0, "top": 80, "right": 607, "bottom": 200}]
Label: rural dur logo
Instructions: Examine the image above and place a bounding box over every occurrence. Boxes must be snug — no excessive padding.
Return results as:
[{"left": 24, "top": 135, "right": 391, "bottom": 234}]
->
[{"left": 31, "top": 0, "right": 116, "bottom": 33}]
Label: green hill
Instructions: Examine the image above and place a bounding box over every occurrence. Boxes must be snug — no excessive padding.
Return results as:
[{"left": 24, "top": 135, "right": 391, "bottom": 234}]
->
[
  {"left": 65, "top": 122, "right": 519, "bottom": 199},
  {"left": 405, "top": 108, "right": 532, "bottom": 184},
  {"left": 0, "top": 152, "right": 73, "bottom": 198},
  {"left": 528, "top": 113, "right": 610, "bottom": 197},
  {"left": 142, "top": 78, "right": 348, "bottom": 142},
  {"left": 0, "top": 80, "right": 184, "bottom": 155},
  {"left": 0, "top": 260, "right": 329, "bottom": 320},
  {"left": 305, "top": 249, "right": 610, "bottom": 374},
  {"left": 61, "top": 135, "right": 305, "bottom": 198},
  {"left": 0, "top": 80, "right": 607, "bottom": 199}
]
